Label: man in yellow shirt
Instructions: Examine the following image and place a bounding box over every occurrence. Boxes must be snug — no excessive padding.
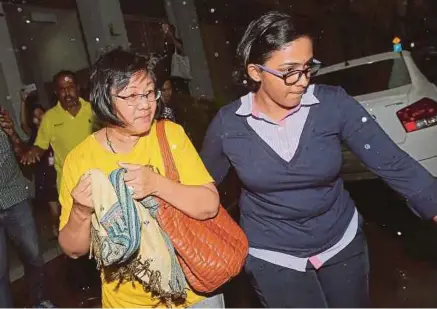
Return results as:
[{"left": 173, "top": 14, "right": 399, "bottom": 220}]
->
[
  {"left": 21, "top": 70, "right": 95, "bottom": 188},
  {"left": 21, "top": 70, "right": 99, "bottom": 292}
]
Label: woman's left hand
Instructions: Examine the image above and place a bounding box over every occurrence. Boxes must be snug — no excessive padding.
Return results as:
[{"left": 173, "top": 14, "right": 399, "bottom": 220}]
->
[{"left": 119, "top": 163, "right": 161, "bottom": 200}]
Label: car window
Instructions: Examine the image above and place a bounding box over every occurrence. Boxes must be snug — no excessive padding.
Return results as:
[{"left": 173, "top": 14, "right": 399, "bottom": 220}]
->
[
  {"left": 412, "top": 50, "right": 437, "bottom": 85},
  {"left": 312, "top": 58, "right": 411, "bottom": 97}
]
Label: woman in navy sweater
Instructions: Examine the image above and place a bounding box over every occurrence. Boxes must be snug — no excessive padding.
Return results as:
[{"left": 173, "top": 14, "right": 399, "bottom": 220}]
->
[{"left": 201, "top": 11, "right": 437, "bottom": 308}]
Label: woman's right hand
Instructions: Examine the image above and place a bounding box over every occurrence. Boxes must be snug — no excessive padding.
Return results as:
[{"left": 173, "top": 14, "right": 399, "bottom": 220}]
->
[{"left": 71, "top": 172, "right": 93, "bottom": 212}]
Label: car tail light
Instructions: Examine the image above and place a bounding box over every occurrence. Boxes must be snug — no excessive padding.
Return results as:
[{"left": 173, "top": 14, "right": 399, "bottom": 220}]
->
[{"left": 396, "top": 98, "right": 437, "bottom": 132}]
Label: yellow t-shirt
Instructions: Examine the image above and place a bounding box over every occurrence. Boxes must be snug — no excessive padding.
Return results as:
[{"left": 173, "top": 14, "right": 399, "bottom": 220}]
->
[
  {"left": 59, "top": 121, "right": 213, "bottom": 308},
  {"left": 34, "top": 98, "right": 95, "bottom": 188}
]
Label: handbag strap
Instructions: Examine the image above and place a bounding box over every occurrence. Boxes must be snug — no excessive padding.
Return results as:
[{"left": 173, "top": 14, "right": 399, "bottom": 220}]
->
[{"left": 156, "top": 120, "right": 180, "bottom": 183}]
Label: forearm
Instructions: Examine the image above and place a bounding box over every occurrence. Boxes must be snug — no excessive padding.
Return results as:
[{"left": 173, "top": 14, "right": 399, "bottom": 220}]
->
[
  {"left": 58, "top": 203, "right": 92, "bottom": 258},
  {"left": 20, "top": 100, "right": 31, "bottom": 135},
  {"left": 31, "top": 145, "right": 47, "bottom": 157},
  {"left": 168, "top": 33, "right": 183, "bottom": 52},
  {"left": 338, "top": 88, "right": 437, "bottom": 220},
  {"left": 155, "top": 176, "right": 219, "bottom": 220},
  {"left": 174, "top": 41, "right": 183, "bottom": 53},
  {"left": 404, "top": 177, "right": 437, "bottom": 221}
]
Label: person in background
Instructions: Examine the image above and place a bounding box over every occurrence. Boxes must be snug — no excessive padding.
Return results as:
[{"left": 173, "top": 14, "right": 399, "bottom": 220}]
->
[
  {"left": 159, "top": 78, "right": 177, "bottom": 122},
  {"left": 154, "top": 71, "right": 212, "bottom": 150},
  {"left": 200, "top": 11, "right": 437, "bottom": 308},
  {"left": 20, "top": 91, "right": 59, "bottom": 237},
  {"left": 58, "top": 48, "right": 223, "bottom": 308},
  {"left": 21, "top": 71, "right": 95, "bottom": 190},
  {"left": 20, "top": 91, "right": 42, "bottom": 139},
  {"left": 0, "top": 107, "right": 54, "bottom": 308},
  {"left": 162, "top": 23, "right": 183, "bottom": 62},
  {"left": 20, "top": 71, "right": 99, "bottom": 292},
  {"left": 160, "top": 23, "right": 190, "bottom": 95}
]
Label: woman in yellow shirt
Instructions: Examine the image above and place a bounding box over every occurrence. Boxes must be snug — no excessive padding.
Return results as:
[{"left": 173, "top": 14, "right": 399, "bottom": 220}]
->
[{"left": 57, "top": 48, "right": 224, "bottom": 308}]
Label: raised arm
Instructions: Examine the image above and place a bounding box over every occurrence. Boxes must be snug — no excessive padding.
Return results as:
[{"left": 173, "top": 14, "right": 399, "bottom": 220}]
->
[
  {"left": 163, "top": 23, "right": 183, "bottom": 53},
  {"left": 0, "top": 110, "right": 29, "bottom": 157},
  {"left": 20, "top": 92, "right": 31, "bottom": 136}
]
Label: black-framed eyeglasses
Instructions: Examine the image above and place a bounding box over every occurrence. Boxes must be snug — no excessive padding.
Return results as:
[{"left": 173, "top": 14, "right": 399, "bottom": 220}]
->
[
  {"left": 114, "top": 89, "right": 161, "bottom": 107},
  {"left": 257, "top": 59, "right": 322, "bottom": 86}
]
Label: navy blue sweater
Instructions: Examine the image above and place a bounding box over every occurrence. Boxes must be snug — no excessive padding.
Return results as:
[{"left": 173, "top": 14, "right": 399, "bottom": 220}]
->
[{"left": 201, "top": 85, "right": 437, "bottom": 257}]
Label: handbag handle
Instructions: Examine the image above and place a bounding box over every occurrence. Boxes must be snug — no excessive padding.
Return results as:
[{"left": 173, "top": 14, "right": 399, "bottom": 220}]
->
[{"left": 156, "top": 120, "right": 180, "bottom": 183}]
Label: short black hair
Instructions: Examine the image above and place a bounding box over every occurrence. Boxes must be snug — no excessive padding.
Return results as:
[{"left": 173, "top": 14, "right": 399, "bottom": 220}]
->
[
  {"left": 234, "top": 11, "right": 310, "bottom": 92},
  {"left": 89, "top": 47, "right": 158, "bottom": 126},
  {"left": 158, "top": 77, "right": 173, "bottom": 90},
  {"left": 25, "top": 91, "right": 39, "bottom": 106},
  {"left": 52, "top": 70, "right": 78, "bottom": 88}
]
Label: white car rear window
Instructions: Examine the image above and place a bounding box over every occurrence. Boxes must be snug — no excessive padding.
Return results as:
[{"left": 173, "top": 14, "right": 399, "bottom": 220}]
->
[{"left": 312, "top": 58, "right": 411, "bottom": 97}]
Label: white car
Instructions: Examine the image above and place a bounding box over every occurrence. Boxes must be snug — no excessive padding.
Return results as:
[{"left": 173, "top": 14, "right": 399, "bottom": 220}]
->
[{"left": 313, "top": 51, "right": 437, "bottom": 181}]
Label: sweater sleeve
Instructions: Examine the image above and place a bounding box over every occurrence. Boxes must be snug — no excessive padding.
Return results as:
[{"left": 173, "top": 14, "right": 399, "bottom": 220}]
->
[
  {"left": 200, "top": 108, "right": 231, "bottom": 185},
  {"left": 337, "top": 87, "right": 437, "bottom": 220}
]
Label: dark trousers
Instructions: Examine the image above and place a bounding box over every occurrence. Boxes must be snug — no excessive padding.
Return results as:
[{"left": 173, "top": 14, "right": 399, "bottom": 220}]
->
[
  {"left": 245, "top": 229, "right": 370, "bottom": 308},
  {"left": 66, "top": 256, "right": 100, "bottom": 291},
  {"left": 0, "top": 199, "right": 45, "bottom": 307}
]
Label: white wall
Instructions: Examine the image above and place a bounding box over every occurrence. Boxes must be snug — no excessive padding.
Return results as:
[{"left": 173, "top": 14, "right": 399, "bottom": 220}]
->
[
  {"left": 76, "top": 0, "right": 129, "bottom": 63},
  {"left": 3, "top": 4, "right": 89, "bottom": 108},
  {"left": 35, "top": 10, "right": 89, "bottom": 82},
  {"left": 0, "top": 4, "right": 24, "bottom": 126}
]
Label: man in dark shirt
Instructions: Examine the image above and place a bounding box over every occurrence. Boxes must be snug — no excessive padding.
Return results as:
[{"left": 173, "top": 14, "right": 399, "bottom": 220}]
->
[{"left": 0, "top": 107, "right": 53, "bottom": 308}]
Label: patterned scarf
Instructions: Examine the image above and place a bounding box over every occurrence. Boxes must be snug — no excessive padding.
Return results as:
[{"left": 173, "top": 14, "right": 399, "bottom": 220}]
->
[{"left": 88, "top": 168, "right": 187, "bottom": 305}]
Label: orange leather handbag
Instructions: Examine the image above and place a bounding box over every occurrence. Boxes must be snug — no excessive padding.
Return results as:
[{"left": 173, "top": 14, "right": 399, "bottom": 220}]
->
[{"left": 155, "top": 121, "right": 249, "bottom": 293}]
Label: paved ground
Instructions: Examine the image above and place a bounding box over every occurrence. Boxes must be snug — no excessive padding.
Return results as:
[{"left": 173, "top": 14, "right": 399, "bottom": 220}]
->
[{"left": 10, "top": 178, "right": 437, "bottom": 307}]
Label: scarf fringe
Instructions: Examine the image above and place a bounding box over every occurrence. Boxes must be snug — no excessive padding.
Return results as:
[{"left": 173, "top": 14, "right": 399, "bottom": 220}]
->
[{"left": 91, "top": 227, "right": 187, "bottom": 305}]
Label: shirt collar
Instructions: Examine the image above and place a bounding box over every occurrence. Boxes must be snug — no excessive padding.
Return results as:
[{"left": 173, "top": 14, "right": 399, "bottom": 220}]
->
[
  {"left": 236, "top": 84, "right": 319, "bottom": 117},
  {"left": 54, "top": 97, "right": 87, "bottom": 115}
]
